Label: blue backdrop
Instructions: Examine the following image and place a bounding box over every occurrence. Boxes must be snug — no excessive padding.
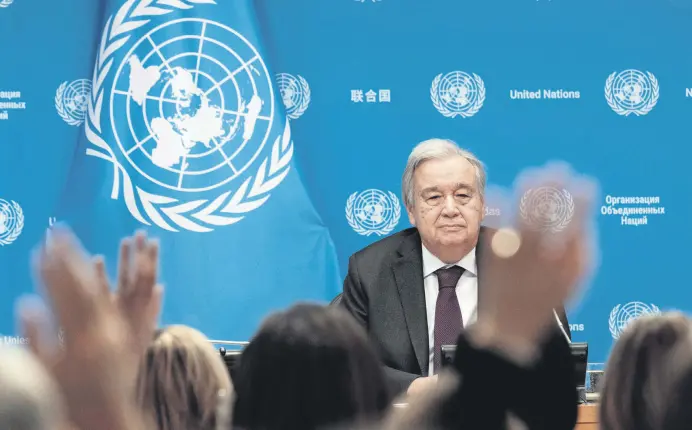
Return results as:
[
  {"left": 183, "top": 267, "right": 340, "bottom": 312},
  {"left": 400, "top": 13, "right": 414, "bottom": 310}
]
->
[{"left": 1, "top": 0, "right": 689, "bottom": 365}]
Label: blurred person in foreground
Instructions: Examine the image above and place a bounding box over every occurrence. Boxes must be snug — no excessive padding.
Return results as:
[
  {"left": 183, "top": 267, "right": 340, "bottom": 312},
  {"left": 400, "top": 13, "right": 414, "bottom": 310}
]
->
[
  {"left": 136, "top": 325, "right": 233, "bottom": 430},
  {"left": 19, "top": 227, "right": 163, "bottom": 430},
  {"left": 600, "top": 313, "right": 692, "bottom": 430},
  {"left": 662, "top": 330, "right": 692, "bottom": 430},
  {"left": 341, "top": 139, "right": 572, "bottom": 396},
  {"left": 0, "top": 345, "right": 65, "bottom": 430},
  {"left": 380, "top": 161, "right": 598, "bottom": 430},
  {"left": 232, "top": 303, "right": 390, "bottom": 430}
]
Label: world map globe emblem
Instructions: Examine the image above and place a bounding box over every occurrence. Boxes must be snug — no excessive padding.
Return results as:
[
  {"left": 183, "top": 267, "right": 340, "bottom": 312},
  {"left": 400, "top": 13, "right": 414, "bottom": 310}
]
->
[
  {"left": 609, "top": 301, "right": 661, "bottom": 339},
  {"left": 605, "top": 69, "right": 659, "bottom": 116},
  {"left": 519, "top": 187, "right": 575, "bottom": 233},
  {"left": 345, "top": 189, "right": 401, "bottom": 236},
  {"left": 0, "top": 199, "right": 24, "bottom": 246},
  {"left": 431, "top": 71, "right": 486, "bottom": 118},
  {"left": 109, "top": 18, "right": 275, "bottom": 193},
  {"left": 55, "top": 79, "right": 93, "bottom": 126},
  {"left": 275, "top": 73, "right": 310, "bottom": 120}
]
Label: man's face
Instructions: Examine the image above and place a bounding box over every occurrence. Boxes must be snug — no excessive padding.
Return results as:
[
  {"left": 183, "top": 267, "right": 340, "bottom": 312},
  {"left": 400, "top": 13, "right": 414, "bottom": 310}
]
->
[{"left": 407, "top": 156, "right": 484, "bottom": 262}]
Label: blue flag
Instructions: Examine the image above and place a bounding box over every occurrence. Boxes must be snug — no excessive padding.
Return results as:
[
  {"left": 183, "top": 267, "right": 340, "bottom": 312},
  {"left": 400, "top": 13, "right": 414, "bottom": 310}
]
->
[{"left": 55, "top": 0, "right": 340, "bottom": 341}]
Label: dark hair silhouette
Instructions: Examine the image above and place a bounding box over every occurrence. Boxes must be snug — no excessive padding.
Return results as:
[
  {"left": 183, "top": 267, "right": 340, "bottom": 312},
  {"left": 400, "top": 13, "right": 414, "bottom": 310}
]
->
[
  {"left": 232, "top": 303, "right": 390, "bottom": 430},
  {"left": 600, "top": 313, "right": 692, "bottom": 430}
]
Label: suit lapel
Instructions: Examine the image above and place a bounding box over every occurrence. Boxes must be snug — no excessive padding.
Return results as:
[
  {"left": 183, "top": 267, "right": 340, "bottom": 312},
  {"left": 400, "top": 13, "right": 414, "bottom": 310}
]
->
[{"left": 392, "top": 230, "right": 429, "bottom": 376}]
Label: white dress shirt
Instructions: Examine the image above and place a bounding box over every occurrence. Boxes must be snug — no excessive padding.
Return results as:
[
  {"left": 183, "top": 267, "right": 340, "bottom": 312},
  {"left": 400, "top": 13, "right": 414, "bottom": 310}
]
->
[{"left": 422, "top": 245, "right": 478, "bottom": 376}]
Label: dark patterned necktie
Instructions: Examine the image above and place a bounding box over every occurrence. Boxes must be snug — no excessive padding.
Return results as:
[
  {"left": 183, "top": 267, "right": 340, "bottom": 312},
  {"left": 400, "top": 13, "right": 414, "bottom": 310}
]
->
[{"left": 433, "top": 265, "right": 465, "bottom": 373}]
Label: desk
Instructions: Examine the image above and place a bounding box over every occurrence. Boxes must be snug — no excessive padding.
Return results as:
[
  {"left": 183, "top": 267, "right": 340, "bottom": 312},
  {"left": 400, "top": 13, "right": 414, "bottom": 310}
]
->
[{"left": 576, "top": 404, "right": 598, "bottom": 430}]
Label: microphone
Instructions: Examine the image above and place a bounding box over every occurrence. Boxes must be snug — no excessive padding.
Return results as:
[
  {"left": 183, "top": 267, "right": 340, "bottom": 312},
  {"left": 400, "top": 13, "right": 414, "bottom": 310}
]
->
[{"left": 553, "top": 309, "right": 572, "bottom": 344}]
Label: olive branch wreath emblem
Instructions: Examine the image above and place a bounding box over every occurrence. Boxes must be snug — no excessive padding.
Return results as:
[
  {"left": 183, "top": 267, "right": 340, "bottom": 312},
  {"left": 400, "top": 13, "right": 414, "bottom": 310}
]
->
[
  {"left": 0, "top": 201, "right": 24, "bottom": 246},
  {"left": 608, "top": 303, "right": 660, "bottom": 339},
  {"left": 345, "top": 191, "right": 401, "bottom": 237},
  {"left": 284, "top": 74, "right": 310, "bottom": 120},
  {"left": 55, "top": 80, "right": 91, "bottom": 126},
  {"left": 519, "top": 188, "right": 575, "bottom": 233},
  {"left": 605, "top": 71, "right": 659, "bottom": 117},
  {"left": 431, "top": 72, "right": 486, "bottom": 118},
  {"left": 85, "top": 0, "right": 294, "bottom": 232}
]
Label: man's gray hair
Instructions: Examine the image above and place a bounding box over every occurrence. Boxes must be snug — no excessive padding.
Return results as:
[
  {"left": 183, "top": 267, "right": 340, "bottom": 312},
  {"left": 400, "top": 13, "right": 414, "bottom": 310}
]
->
[{"left": 402, "top": 138, "right": 486, "bottom": 208}]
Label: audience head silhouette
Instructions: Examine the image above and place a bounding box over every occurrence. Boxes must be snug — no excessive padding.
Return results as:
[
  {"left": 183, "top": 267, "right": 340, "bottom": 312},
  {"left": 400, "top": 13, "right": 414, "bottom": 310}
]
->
[
  {"left": 232, "top": 303, "right": 390, "bottom": 430},
  {"left": 600, "top": 312, "right": 692, "bottom": 430},
  {"left": 0, "top": 345, "right": 65, "bottom": 430}
]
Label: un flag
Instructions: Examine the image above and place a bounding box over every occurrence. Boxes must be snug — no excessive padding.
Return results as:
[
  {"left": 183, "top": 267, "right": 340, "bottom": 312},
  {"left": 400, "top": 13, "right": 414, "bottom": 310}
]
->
[{"left": 56, "top": 0, "right": 340, "bottom": 340}]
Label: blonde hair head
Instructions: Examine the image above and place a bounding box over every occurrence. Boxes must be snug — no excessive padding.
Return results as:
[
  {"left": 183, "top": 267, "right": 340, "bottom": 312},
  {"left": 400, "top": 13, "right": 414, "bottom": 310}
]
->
[{"left": 136, "top": 325, "right": 233, "bottom": 430}]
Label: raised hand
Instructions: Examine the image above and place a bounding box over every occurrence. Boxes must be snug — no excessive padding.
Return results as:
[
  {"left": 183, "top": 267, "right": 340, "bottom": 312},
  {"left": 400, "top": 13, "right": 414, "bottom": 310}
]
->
[
  {"left": 113, "top": 230, "right": 162, "bottom": 355},
  {"left": 475, "top": 162, "right": 598, "bottom": 356},
  {"left": 21, "top": 225, "right": 145, "bottom": 430}
]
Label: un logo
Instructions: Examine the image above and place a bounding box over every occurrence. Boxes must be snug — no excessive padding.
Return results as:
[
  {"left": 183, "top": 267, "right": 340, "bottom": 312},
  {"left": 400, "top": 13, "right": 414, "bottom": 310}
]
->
[
  {"left": 519, "top": 187, "right": 574, "bottom": 233},
  {"left": 0, "top": 0, "right": 14, "bottom": 8},
  {"left": 431, "top": 71, "right": 486, "bottom": 118},
  {"left": 0, "top": 199, "right": 24, "bottom": 246},
  {"left": 346, "top": 189, "right": 401, "bottom": 236},
  {"left": 85, "top": 0, "right": 293, "bottom": 232},
  {"left": 609, "top": 301, "right": 661, "bottom": 339},
  {"left": 605, "top": 69, "right": 659, "bottom": 116},
  {"left": 276, "top": 73, "right": 310, "bottom": 120},
  {"left": 55, "top": 79, "right": 92, "bottom": 126}
]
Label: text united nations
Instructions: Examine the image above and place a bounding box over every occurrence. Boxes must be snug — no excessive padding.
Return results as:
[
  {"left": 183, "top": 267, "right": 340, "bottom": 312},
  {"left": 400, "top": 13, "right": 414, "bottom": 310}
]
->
[{"left": 510, "top": 89, "right": 580, "bottom": 100}]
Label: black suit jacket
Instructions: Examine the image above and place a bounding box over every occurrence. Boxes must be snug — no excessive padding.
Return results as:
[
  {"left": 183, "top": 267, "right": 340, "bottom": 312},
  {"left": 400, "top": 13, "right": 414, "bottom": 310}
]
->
[{"left": 341, "top": 227, "right": 571, "bottom": 395}]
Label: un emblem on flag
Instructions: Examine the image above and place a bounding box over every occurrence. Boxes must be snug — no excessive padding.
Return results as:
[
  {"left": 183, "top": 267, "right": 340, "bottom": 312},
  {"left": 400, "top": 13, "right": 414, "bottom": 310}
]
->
[
  {"left": 0, "top": 199, "right": 24, "bottom": 246},
  {"left": 0, "top": 0, "right": 14, "bottom": 8},
  {"left": 85, "top": 0, "right": 293, "bottom": 232},
  {"left": 345, "top": 189, "right": 401, "bottom": 236},
  {"left": 431, "top": 71, "right": 486, "bottom": 118}
]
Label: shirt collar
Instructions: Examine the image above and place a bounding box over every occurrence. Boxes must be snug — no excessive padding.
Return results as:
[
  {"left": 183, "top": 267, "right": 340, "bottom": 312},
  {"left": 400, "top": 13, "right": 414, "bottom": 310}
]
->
[{"left": 421, "top": 244, "right": 477, "bottom": 278}]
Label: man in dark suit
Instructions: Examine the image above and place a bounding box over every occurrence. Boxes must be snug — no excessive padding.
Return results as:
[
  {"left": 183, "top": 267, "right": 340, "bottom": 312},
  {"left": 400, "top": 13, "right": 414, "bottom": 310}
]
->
[{"left": 341, "top": 139, "right": 571, "bottom": 396}]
